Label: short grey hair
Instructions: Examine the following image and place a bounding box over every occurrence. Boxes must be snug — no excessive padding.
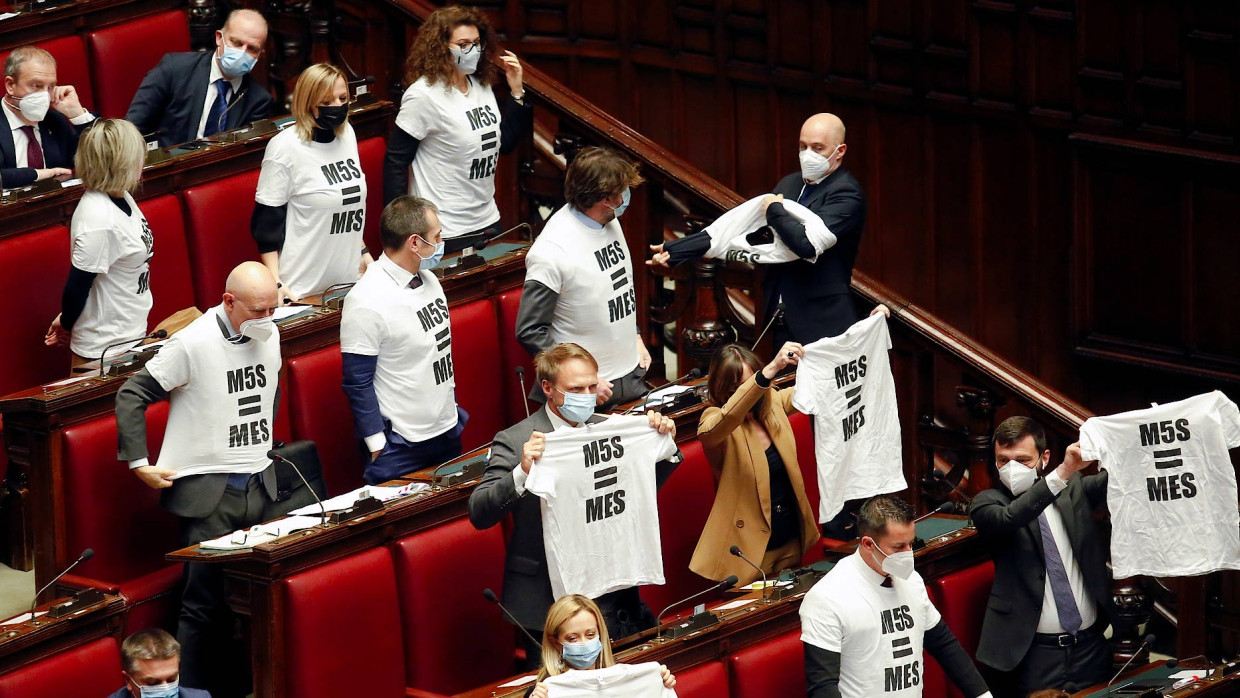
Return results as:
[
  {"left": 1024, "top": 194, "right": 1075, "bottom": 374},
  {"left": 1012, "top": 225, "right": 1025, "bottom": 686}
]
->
[
  {"left": 5, "top": 46, "right": 55, "bottom": 81},
  {"left": 857, "top": 494, "right": 914, "bottom": 540},
  {"left": 380, "top": 195, "right": 438, "bottom": 251},
  {"left": 121, "top": 628, "right": 180, "bottom": 674}
]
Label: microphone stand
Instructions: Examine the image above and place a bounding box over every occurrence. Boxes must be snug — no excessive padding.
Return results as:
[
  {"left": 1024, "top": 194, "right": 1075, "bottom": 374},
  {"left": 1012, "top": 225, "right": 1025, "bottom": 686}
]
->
[{"left": 97, "top": 329, "right": 167, "bottom": 378}]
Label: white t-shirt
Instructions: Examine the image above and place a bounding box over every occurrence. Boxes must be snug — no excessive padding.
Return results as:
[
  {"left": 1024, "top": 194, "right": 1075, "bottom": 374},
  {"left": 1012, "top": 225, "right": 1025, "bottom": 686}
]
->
[
  {"left": 801, "top": 551, "right": 941, "bottom": 698},
  {"left": 255, "top": 123, "right": 366, "bottom": 300},
  {"left": 542, "top": 663, "right": 676, "bottom": 698},
  {"left": 525, "top": 414, "right": 677, "bottom": 599},
  {"left": 792, "top": 314, "right": 906, "bottom": 522},
  {"left": 69, "top": 191, "right": 154, "bottom": 359},
  {"left": 395, "top": 76, "right": 502, "bottom": 237},
  {"left": 339, "top": 254, "right": 459, "bottom": 442},
  {"left": 1079, "top": 390, "right": 1240, "bottom": 578},
  {"left": 524, "top": 206, "right": 640, "bottom": 381},
  {"left": 146, "top": 305, "right": 281, "bottom": 478},
  {"left": 703, "top": 195, "right": 836, "bottom": 264}
]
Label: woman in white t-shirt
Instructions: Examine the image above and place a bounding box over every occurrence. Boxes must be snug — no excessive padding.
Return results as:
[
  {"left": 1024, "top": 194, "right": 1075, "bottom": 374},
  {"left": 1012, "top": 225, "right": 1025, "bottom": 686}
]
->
[
  {"left": 527, "top": 594, "right": 675, "bottom": 698},
  {"left": 45, "top": 118, "right": 153, "bottom": 368},
  {"left": 383, "top": 4, "right": 533, "bottom": 253},
  {"left": 252, "top": 63, "right": 372, "bottom": 304}
]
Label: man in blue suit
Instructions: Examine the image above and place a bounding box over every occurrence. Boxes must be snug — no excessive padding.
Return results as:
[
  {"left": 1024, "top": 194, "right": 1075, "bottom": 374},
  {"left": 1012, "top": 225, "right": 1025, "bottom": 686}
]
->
[
  {"left": 1, "top": 46, "right": 97, "bottom": 188},
  {"left": 107, "top": 628, "right": 212, "bottom": 698},
  {"left": 126, "top": 8, "right": 274, "bottom": 148}
]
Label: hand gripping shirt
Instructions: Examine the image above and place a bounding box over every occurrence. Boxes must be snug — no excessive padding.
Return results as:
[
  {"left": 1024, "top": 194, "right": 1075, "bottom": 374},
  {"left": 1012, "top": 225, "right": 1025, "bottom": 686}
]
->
[
  {"left": 792, "top": 313, "right": 906, "bottom": 522},
  {"left": 541, "top": 663, "right": 676, "bottom": 697},
  {"left": 525, "top": 414, "right": 677, "bottom": 599},
  {"left": 1079, "top": 390, "right": 1240, "bottom": 578},
  {"left": 801, "top": 551, "right": 940, "bottom": 697},
  {"left": 703, "top": 195, "right": 836, "bottom": 264}
]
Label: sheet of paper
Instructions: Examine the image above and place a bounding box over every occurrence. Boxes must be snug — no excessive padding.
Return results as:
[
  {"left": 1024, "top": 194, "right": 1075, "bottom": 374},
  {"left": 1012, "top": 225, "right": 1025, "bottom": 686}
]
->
[
  {"left": 60, "top": 178, "right": 82, "bottom": 188},
  {"left": 273, "top": 305, "right": 314, "bottom": 322},
  {"left": 743, "top": 579, "right": 792, "bottom": 591},
  {"left": 44, "top": 374, "right": 93, "bottom": 387},
  {"left": 287, "top": 483, "right": 427, "bottom": 517},
  {"left": 497, "top": 675, "right": 537, "bottom": 688},
  {"left": 198, "top": 515, "right": 323, "bottom": 551},
  {"left": 1169, "top": 669, "right": 1212, "bottom": 679},
  {"left": 714, "top": 598, "right": 760, "bottom": 611},
  {"left": 1, "top": 610, "right": 46, "bottom": 625}
]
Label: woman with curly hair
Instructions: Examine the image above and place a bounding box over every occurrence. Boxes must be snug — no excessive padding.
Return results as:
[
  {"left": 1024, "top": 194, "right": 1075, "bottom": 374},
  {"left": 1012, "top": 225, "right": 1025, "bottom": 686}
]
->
[{"left": 383, "top": 5, "right": 533, "bottom": 253}]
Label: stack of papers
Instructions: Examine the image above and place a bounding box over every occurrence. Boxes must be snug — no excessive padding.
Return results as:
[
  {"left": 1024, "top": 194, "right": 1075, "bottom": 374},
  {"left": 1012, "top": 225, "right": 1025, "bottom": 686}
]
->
[
  {"left": 199, "top": 515, "right": 325, "bottom": 551},
  {"left": 287, "top": 482, "right": 428, "bottom": 517}
]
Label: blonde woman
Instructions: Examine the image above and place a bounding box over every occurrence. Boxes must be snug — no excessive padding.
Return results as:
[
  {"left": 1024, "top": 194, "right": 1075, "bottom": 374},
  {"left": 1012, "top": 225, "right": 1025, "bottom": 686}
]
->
[
  {"left": 528, "top": 594, "right": 676, "bottom": 697},
  {"left": 251, "top": 62, "right": 372, "bottom": 304},
  {"left": 46, "top": 118, "right": 152, "bottom": 368}
]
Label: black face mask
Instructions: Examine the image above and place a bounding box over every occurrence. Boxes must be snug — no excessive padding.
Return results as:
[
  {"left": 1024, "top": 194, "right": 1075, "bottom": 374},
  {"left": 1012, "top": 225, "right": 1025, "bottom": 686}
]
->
[{"left": 314, "top": 104, "right": 348, "bottom": 132}]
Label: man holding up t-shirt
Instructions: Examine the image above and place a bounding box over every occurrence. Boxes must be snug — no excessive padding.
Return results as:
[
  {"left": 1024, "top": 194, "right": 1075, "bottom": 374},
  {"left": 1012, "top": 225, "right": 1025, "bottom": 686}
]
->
[{"left": 516, "top": 147, "right": 651, "bottom": 411}]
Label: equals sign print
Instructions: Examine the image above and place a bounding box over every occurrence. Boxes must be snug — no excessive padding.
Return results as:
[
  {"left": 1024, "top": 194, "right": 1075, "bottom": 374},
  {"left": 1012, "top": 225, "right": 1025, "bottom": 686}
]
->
[
  {"left": 341, "top": 185, "right": 362, "bottom": 206},
  {"left": 480, "top": 131, "right": 497, "bottom": 151},
  {"left": 1152, "top": 448, "right": 1183, "bottom": 469},
  {"left": 845, "top": 385, "right": 862, "bottom": 409},
  {"left": 610, "top": 267, "right": 626, "bottom": 290},
  {"left": 593, "top": 465, "right": 618, "bottom": 490},
  {"left": 237, "top": 394, "right": 262, "bottom": 417},
  {"left": 434, "top": 327, "right": 451, "bottom": 351},
  {"left": 891, "top": 636, "right": 913, "bottom": 659}
]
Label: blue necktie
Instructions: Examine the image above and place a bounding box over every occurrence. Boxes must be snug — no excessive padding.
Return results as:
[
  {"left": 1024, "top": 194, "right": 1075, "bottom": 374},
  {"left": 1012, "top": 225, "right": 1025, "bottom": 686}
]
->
[
  {"left": 204, "top": 79, "right": 231, "bottom": 136},
  {"left": 1038, "top": 511, "right": 1083, "bottom": 634}
]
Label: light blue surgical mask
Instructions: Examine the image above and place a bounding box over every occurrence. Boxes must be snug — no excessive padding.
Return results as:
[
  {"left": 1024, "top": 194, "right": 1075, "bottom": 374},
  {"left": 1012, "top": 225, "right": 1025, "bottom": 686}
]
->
[
  {"left": 610, "top": 187, "right": 631, "bottom": 219},
  {"left": 450, "top": 45, "right": 481, "bottom": 75},
  {"left": 137, "top": 680, "right": 179, "bottom": 698},
  {"left": 415, "top": 237, "right": 445, "bottom": 271},
  {"left": 561, "top": 637, "right": 602, "bottom": 669},
  {"left": 555, "top": 388, "right": 596, "bottom": 424},
  {"left": 218, "top": 44, "right": 257, "bottom": 78}
]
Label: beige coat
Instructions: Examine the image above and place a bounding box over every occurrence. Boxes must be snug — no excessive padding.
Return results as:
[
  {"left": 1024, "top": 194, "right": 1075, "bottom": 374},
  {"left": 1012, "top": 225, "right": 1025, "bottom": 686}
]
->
[{"left": 689, "top": 373, "right": 820, "bottom": 585}]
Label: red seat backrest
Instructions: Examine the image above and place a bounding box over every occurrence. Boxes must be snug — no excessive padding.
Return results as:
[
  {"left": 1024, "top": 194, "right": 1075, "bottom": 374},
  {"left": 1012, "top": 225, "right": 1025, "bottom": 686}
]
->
[
  {"left": 182, "top": 169, "right": 261, "bottom": 309},
  {"left": 639, "top": 440, "right": 718, "bottom": 618},
  {"left": 0, "top": 36, "right": 94, "bottom": 111},
  {"left": 357, "top": 136, "right": 385, "bottom": 255},
  {"left": 788, "top": 411, "right": 819, "bottom": 518},
  {"left": 0, "top": 636, "right": 121, "bottom": 696},
  {"left": 391, "top": 517, "right": 513, "bottom": 693},
  {"left": 141, "top": 194, "right": 197, "bottom": 324},
  {"left": 280, "top": 547, "right": 405, "bottom": 698},
  {"left": 61, "top": 403, "right": 175, "bottom": 583},
  {"left": 284, "top": 346, "right": 360, "bottom": 496},
  {"left": 928, "top": 561, "right": 995, "bottom": 698},
  {"left": 728, "top": 630, "right": 806, "bottom": 698},
  {"left": 450, "top": 298, "right": 505, "bottom": 451},
  {"left": 87, "top": 10, "right": 190, "bottom": 118},
  {"left": 496, "top": 288, "right": 537, "bottom": 425},
  {"left": 0, "top": 225, "right": 70, "bottom": 396},
  {"left": 675, "top": 661, "right": 730, "bottom": 698}
]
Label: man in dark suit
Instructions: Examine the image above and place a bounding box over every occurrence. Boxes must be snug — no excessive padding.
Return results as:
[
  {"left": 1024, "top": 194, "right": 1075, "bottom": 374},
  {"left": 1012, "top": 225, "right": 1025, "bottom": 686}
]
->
[
  {"left": 126, "top": 9, "right": 274, "bottom": 148},
  {"left": 2, "top": 46, "right": 97, "bottom": 188},
  {"left": 108, "top": 627, "right": 212, "bottom": 698},
  {"left": 970, "top": 417, "right": 1114, "bottom": 697},
  {"left": 468, "top": 342, "right": 680, "bottom": 669},
  {"left": 649, "top": 112, "right": 867, "bottom": 346}
]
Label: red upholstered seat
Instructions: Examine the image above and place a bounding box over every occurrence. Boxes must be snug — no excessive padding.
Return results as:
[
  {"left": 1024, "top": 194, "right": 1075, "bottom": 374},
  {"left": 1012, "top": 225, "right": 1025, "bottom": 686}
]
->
[
  {"left": 728, "top": 630, "right": 806, "bottom": 698},
  {"left": 390, "top": 517, "right": 513, "bottom": 694},
  {"left": 280, "top": 547, "right": 405, "bottom": 698},
  {"left": 357, "top": 136, "right": 385, "bottom": 255},
  {"left": 639, "top": 440, "right": 719, "bottom": 619},
  {"left": 285, "top": 346, "right": 361, "bottom": 496},
  {"left": 496, "top": 288, "right": 537, "bottom": 425},
  {"left": 0, "top": 636, "right": 122, "bottom": 696},
  {"left": 0, "top": 225, "right": 70, "bottom": 397},
  {"left": 87, "top": 10, "right": 190, "bottom": 118},
  {"left": 183, "top": 169, "right": 261, "bottom": 309},
  {"left": 674, "top": 661, "right": 730, "bottom": 698},
  {"left": 141, "top": 194, "right": 197, "bottom": 323},
  {"left": 450, "top": 299, "right": 505, "bottom": 451},
  {"left": 0, "top": 36, "right": 94, "bottom": 110},
  {"left": 787, "top": 411, "right": 829, "bottom": 564},
  {"left": 927, "top": 561, "right": 995, "bottom": 698}
]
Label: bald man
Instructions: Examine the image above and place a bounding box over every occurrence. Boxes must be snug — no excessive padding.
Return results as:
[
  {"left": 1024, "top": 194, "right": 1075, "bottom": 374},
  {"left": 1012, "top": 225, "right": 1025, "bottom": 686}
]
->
[
  {"left": 127, "top": 8, "right": 275, "bottom": 148},
  {"left": 651, "top": 112, "right": 866, "bottom": 346},
  {"left": 116, "top": 261, "right": 313, "bottom": 698}
]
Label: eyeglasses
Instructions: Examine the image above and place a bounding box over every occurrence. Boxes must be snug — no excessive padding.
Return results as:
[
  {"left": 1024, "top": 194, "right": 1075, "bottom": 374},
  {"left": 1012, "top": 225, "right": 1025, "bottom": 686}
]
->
[{"left": 452, "top": 40, "right": 485, "bottom": 54}]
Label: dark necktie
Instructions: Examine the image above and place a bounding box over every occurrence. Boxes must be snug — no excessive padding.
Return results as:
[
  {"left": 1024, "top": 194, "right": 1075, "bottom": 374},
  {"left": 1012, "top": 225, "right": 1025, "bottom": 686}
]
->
[
  {"left": 204, "top": 79, "right": 232, "bottom": 136},
  {"left": 1038, "top": 511, "right": 1083, "bottom": 634},
  {"left": 20, "top": 125, "right": 43, "bottom": 168}
]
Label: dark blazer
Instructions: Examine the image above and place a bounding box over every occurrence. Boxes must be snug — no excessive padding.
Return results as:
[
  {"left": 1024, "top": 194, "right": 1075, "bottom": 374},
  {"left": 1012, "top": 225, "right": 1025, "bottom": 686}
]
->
[
  {"left": 126, "top": 52, "right": 274, "bottom": 149},
  {"left": 765, "top": 167, "right": 867, "bottom": 343},
  {"left": 467, "top": 410, "right": 680, "bottom": 630},
  {"left": 969, "top": 471, "right": 1114, "bottom": 672},
  {"left": 106, "top": 687, "right": 212, "bottom": 698},
  {"left": 0, "top": 107, "right": 86, "bottom": 188}
]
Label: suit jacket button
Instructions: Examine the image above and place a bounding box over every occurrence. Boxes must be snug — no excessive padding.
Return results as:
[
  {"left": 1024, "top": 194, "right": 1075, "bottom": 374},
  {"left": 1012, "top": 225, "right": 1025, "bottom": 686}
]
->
[{"left": 736, "top": 519, "right": 744, "bottom": 528}]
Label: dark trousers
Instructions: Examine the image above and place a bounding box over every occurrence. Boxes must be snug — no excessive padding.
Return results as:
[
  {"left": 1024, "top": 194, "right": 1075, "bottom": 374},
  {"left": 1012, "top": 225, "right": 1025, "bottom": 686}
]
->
[
  {"left": 528, "top": 364, "right": 648, "bottom": 413},
  {"left": 987, "top": 624, "right": 1112, "bottom": 698},
  {"left": 365, "top": 421, "right": 464, "bottom": 485},
  {"left": 177, "top": 474, "right": 318, "bottom": 698}
]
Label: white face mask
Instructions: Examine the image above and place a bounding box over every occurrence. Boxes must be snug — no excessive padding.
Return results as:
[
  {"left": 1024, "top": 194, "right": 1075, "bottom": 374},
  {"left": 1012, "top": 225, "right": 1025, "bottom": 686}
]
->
[
  {"left": 869, "top": 539, "right": 915, "bottom": 580},
  {"left": 11, "top": 89, "right": 50, "bottom": 122},
  {"left": 799, "top": 145, "right": 839, "bottom": 182},
  {"left": 999, "top": 458, "right": 1039, "bottom": 496},
  {"left": 239, "top": 316, "right": 274, "bottom": 342}
]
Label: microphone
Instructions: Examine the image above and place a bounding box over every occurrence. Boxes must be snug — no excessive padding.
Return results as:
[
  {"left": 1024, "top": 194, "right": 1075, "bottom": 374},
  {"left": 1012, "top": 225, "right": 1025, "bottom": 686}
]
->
[
  {"left": 1107, "top": 634, "right": 1155, "bottom": 691},
  {"left": 266, "top": 450, "right": 327, "bottom": 525},
  {"left": 98, "top": 329, "right": 167, "bottom": 377},
  {"left": 482, "top": 588, "right": 542, "bottom": 650},
  {"left": 516, "top": 366, "right": 531, "bottom": 420},
  {"left": 931, "top": 468, "right": 973, "bottom": 505},
  {"left": 28, "top": 548, "right": 93, "bottom": 626},
  {"left": 625, "top": 368, "right": 702, "bottom": 414},
  {"left": 214, "top": 87, "right": 249, "bottom": 135},
  {"left": 730, "top": 546, "right": 771, "bottom": 603},
  {"left": 656, "top": 574, "right": 739, "bottom": 631},
  {"left": 913, "top": 501, "right": 953, "bottom": 524},
  {"left": 474, "top": 222, "right": 530, "bottom": 251},
  {"left": 751, "top": 303, "right": 785, "bottom": 351}
]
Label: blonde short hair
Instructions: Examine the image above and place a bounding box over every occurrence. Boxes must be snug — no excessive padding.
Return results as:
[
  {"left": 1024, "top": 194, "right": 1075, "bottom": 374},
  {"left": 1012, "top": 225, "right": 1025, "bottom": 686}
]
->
[
  {"left": 534, "top": 343, "right": 599, "bottom": 386},
  {"left": 536, "top": 594, "right": 615, "bottom": 680},
  {"left": 75, "top": 119, "right": 145, "bottom": 196},
  {"left": 290, "top": 63, "right": 348, "bottom": 142}
]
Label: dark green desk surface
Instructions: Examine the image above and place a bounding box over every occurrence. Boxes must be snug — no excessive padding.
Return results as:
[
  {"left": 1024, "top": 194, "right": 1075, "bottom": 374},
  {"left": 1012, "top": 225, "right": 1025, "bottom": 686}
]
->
[
  {"left": 1079, "top": 663, "right": 1177, "bottom": 698},
  {"left": 917, "top": 517, "right": 969, "bottom": 540}
]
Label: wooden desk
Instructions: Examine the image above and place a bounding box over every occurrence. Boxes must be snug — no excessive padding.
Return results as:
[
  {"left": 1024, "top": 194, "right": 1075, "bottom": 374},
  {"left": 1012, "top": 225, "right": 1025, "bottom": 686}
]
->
[
  {"left": 1071, "top": 659, "right": 1240, "bottom": 697},
  {"left": 823, "top": 514, "right": 986, "bottom": 580},
  {"left": 0, "top": 591, "right": 124, "bottom": 674}
]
